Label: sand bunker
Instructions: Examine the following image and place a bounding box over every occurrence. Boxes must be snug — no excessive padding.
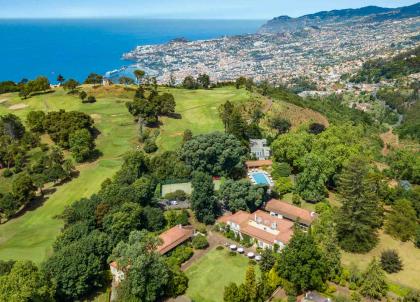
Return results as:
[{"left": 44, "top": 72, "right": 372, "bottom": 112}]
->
[
  {"left": 0, "top": 99, "right": 8, "bottom": 104},
  {"left": 9, "top": 103, "right": 28, "bottom": 110}
]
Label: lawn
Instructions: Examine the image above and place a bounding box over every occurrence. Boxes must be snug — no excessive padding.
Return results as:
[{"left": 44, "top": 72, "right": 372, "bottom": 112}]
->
[
  {"left": 185, "top": 248, "right": 255, "bottom": 302},
  {"left": 0, "top": 87, "right": 137, "bottom": 264},
  {"left": 0, "top": 86, "right": 249, "bottom": 264},
  {"left": 341, "top": 231, "right": 420, "bottom": 290},
  {"left": 156, "top": 87, "right": 252, "bottom": 151}
]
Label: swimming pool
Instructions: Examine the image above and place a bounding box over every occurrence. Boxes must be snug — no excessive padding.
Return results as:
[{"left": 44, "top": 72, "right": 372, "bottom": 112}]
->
[{"left": 251, "top": 172, "right": 271, "bottom": 186}]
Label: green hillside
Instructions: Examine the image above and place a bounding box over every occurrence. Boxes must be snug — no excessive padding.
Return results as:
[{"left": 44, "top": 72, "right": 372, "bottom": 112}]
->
[{"left": 0, "top": 85, "right": 251, "bottom": 263}]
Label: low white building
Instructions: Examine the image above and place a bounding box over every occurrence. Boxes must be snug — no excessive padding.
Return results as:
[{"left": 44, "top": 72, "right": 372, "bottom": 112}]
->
[{"left": 250, "top": 139, "right": 271, "bottom": 160}]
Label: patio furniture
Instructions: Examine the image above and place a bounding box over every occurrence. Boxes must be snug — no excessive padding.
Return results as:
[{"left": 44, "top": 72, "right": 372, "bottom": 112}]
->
[
  {"left": 255, "top": 255, "right": 262, "bottom": 261},
  {"left": 237, "top": 247, "right": 244, "bottom": 253},
  {"left": 247, "top": 252, "right": 255, "bottom": 258},
  {"left": 230, "top": 244, "right": 237, "bottom": 251}
]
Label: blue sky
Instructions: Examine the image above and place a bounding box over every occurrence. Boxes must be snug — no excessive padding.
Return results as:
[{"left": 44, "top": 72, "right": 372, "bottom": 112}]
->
[{"left": 0, "top": 0, "right": 418, "bottom": 19}]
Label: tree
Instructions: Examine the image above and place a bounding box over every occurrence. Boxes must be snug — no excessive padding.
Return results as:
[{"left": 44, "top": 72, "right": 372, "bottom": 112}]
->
[
  {"left": 271, "top": 132, "right": 313, "bottom": 169},
  {"left": 43, "top": 110, "right": 94, "bottom": 148},
  {"left": 219, "top": 101, "right": 235, "bottom": 132},
  {"left": 119, "top": 76, "right": 135, "bottom": 86},
  {"left": 134, "top": 69, "right": 145, "bottom": 85},
  {"left": 336, "top": 157, "right": 383, "bottom": 253},
  {"left": 275, "top": 176, "right": 294, "bottom": 196},
  {"left": 143, "top": 139, "right": 158, "bottom": 153},
  {"left": 359, "top": 258, "right": 388, "bottom": 300},
  {"left": 197, "top": 73, "right": 211, "bottom": 89},
  {"left": 244, "top": 265, "right": 258, "bottom": 301},
  {"left": 380, "top": 249, "right": 403, "bottom": 273},
  {"left": 224, "top": 282, "right": 240, "bottom": 302},
  {"left": 311, "top": 204, "right": 342, "bottom": 280},
  {"left": 156, "top": 93, "right": 176, "bottom": 115},
  {"left": 259, "top": 249, "right": 276, "bottom": 273},
  {"left": 62, "top": 79, "right": 80, "bottom": 93},
  {"left": 0, "top": 261, "right": 55, "bottom": 302},
  {"left": 26, "top": 110, "right": 45, "bottom": 133},
  {"left": 43, "top": 231, "right": 110, "bottom": 300},
  {"left": 180, "top": 132, "right": 246, "bottom": 177},
  {"left": 57, "top": 74, "right": 65, "bottom": 85},
  {"left": 269, "top": 115, "right": 291, "bottom": 135},
  {"left": 0, "top": 114, "right": 25, "bottom": 141},
  {"left": 69, "top": 128, "right": 94, "bottom": 162},
  {"left": 103, "top": 202, "right": 143, "bottom": 244},
  {"left": 79, "top": 91, "right": 87, "bottom": 102},
  {"left": 27, "top": 76, "right": 50, "bottom": 93},
  {"left": 182, "top": 129, "right": 193, "bottom": 144},
  {"left": 308, "top": 123, "right": 326, "bottom": 135},
  {"left": 84, "top": 96, "right": 96, "bottom": 103},
  {"left": 277, "top": 229, "right": 328, "bottom": 292},
  {"left": 219, "top": 179, "right": 265, "bottom": 212},
  {"left": 143, "top": 206, "right": 165, "bottom": 231},
  {"left": 84, "top": 73, "right": 103, "bottom": 84},
  {"left": 415, "top": 226, "right": 420, "bottom": 249},
  {"left": 110, "top": 230, "right": 170, "bottom": 302},
  {"left": 191, "top": 172, "right": 219, "bottom": 224},
  {"left": 295, "top": 153, "right": 330, "bottom": 202},
  {"left": 182, "top": 76, "right": 197, "bottom": 89},
  {"left": 235, "top": 76, "right": 247, "bottom": 89},
  {"left": 385, "top": 199, "right": 417, "bottom": 242},
  {"left": 12, "top": 172, "right": 36, "bottom": 206},
  {"left": 114, "top": 151, "right": 149, "bottom": 185},
  {"left": 386, "top": 149, "right": 418, "bottom": 183}
]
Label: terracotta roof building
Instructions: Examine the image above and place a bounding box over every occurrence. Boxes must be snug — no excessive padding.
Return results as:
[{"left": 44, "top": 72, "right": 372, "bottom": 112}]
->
[
  {"left": 245, "top": 160, "right": 273, "bottom": 169},
  {"left": 110, "top": 225, "right": 194, "bottom": 287},
  {"left": 218, "top": 210, "right": 294, "bottom": 250},
  {"left": 157, "top": 225, "right": 194, "bottom": 255},
  {"left": 265, "top": 199, "right": 316, "bottom": 226}
]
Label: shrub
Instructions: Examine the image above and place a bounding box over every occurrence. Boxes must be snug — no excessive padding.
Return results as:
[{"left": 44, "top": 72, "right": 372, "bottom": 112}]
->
[
  {"left": 192, "top": 235, "right": 209, "bottom": 249},
  {"left": 143, "top": 139, "right": 158, "bottom": 153},
  {"left": 216, "top": 246, "right": 224, "bottom": 251},
  {"left": 228, "top": 251, "right": 237, "bottom": 257},
  {"left": 168, "top": 246, "right": 194, "bottom": 265},
  {"left": 326, "top": 284, "right": 337, "bottom": 294},
  {"left": 415, "top": 227, "right": 420, "bottom": 249},
  {"left": 196, "top": 225, "right": 207, "bottom": 235},
  {"left": 249, "top": 259, "right": 257, "bottom": 266},
  {"left": 272, "top": 162, "right": 292, "bottom": 178},
  {"left": 82, "top": 95, "right": 96, "bottom": 103},
  {"left": 351, "top": 292, "right": 362, "bottom": 302},
  {"left": 275, "top": 177, "right": 294, "bottom": 196},
  {"left": 164, "top": 190, "right": 187, "bottom": 201},
  {"left": 380, "top": 249, "right": 403, "bottom": 273},
  {"left": 292, "top": 194, "right": 302, "bottom": 206},
  {"left": 2, "top": 169, "right": 13, "bottom": 178}
]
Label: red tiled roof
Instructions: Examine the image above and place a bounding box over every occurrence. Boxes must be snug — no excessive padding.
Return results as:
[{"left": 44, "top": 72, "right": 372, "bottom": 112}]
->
[
  {"left": 245, "top": 160, "right": 273, "bottom": 168},
  {"left": 217, "top": 210, "right": 294, "bottom": 245},
  {"left": 217, "top": 210, "right": 249, "bottom": 225},
  {"left": 157, "top": 225, "right": 194, "bottom": 255},
  {"left": 265, "top": 199, "right": 316, "bottom": 225}
]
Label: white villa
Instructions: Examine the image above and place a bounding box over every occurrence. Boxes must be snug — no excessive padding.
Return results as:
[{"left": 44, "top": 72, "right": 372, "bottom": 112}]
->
[{"left": 250, "top": 139, "right": 271, "bottom": 160}]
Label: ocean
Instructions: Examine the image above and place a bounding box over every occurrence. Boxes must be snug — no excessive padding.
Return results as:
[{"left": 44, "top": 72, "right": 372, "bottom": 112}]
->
[{"left": 0, "top": 19, "right": 265, "bottom": 83}]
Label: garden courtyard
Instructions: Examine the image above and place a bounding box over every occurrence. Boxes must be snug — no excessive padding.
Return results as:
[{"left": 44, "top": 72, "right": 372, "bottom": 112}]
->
[{"left": 185, "top": 247, "right": 256, "bottom": 302}]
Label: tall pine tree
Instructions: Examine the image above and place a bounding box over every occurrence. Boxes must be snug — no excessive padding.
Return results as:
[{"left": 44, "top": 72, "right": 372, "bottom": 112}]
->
[
  {"left": 191, "top": 172, "right": 220, "bottom": 224},
  {"left": 336, "top": 157, "right": 383, "bottom": 253},
  {"left": 360, "top": 258, "right": 388, "bottom": 300}
]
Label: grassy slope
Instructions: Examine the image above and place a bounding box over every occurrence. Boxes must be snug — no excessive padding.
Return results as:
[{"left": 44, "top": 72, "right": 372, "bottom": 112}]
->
[
  {"left": 0, "top": 86, "right": 250, "bottom": 264},
  {"left": 156, "top": 87, "right": 251, "bottom": 151},
  {"left": 0, "top": 87, "right": 137, "bottom": 264},
  {"left": 342, "top": 231, "right": 420, "bottom": 290},
  {"left": 186, "top": 248, "right": 254, "bottom": 302}
]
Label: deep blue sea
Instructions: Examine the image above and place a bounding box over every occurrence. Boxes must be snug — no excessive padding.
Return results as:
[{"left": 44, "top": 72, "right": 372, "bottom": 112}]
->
[{"left": 0, "top": 19, "right": 265, "bottom": 82}]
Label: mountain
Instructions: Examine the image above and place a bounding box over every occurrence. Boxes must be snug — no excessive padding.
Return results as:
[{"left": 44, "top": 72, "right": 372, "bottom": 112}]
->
[{"left": 259, "top": 2, "right": 420, "bottom": 33}]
